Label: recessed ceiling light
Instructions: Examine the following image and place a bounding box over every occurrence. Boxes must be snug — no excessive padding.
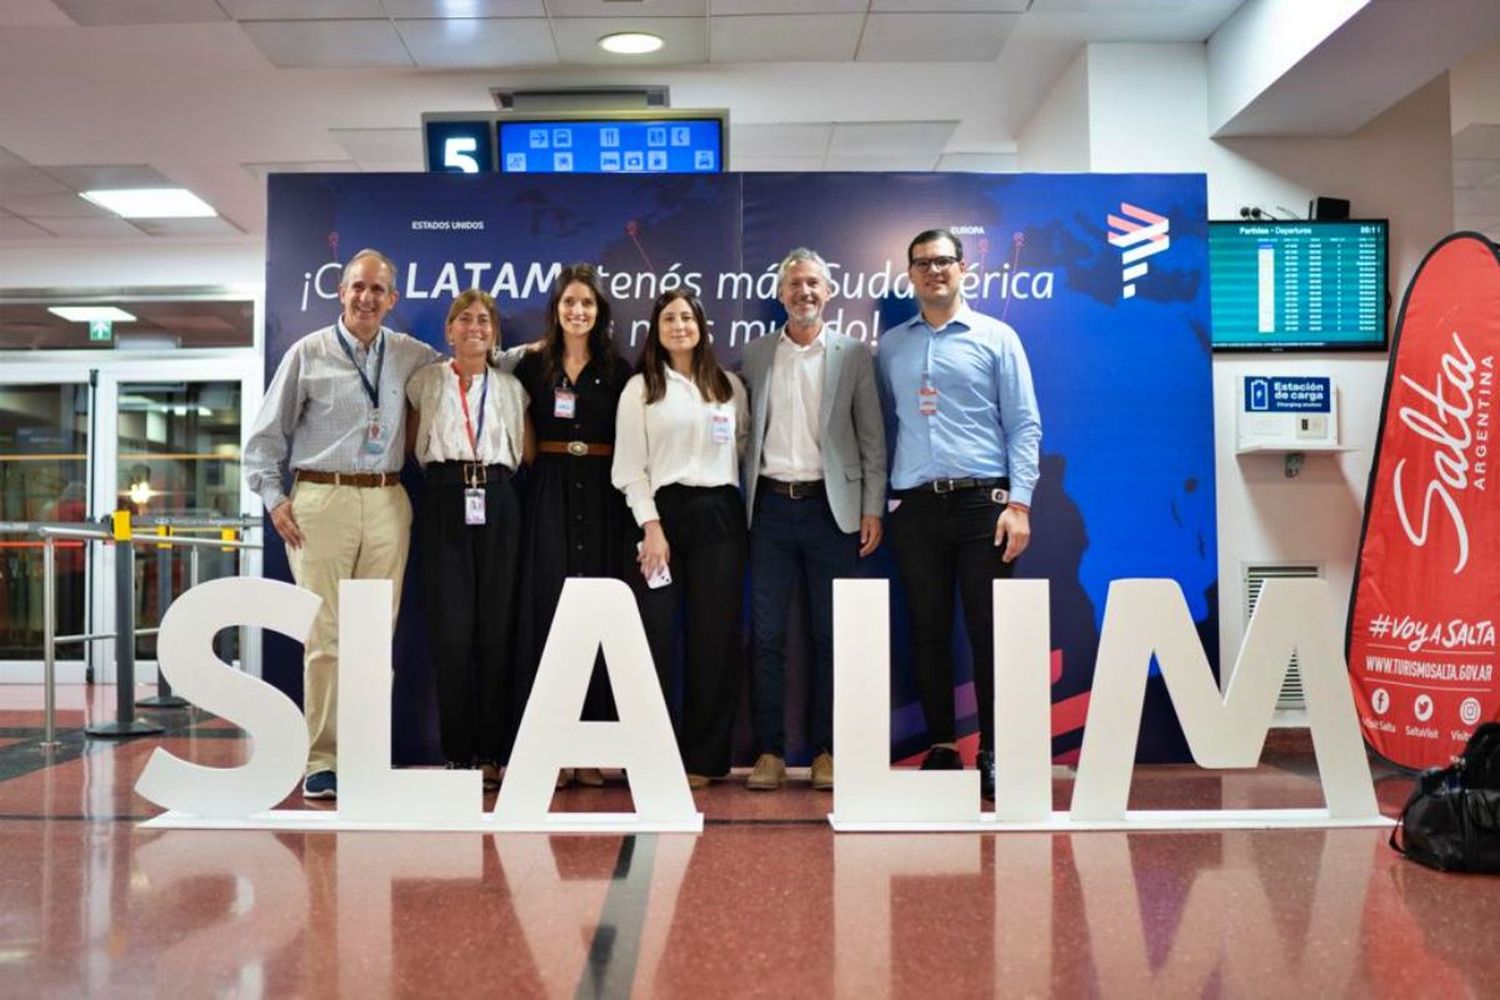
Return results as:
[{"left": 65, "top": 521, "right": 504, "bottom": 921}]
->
[
  {"left": 47, "top": 306, "right": 137, "bottom": 323},
  {"left": 598, "top": 32, "right": 664, "bottom": 55},
  {"left": 79, "top": 188, "right": 217, "bottom": 219}
]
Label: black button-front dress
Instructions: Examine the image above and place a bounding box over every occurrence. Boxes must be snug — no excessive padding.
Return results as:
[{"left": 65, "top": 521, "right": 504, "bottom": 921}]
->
[{"left": 513, "top": 350, "right": 636, "bottom": 722}]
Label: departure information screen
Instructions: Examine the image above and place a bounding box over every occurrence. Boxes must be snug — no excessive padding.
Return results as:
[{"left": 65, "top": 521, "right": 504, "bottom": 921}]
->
[
  {"left": 497, "top": 118, "right": 723, "bottom": 174},
  {"left": 1210, "top": 220, "right": 1388, "bottom": 351}
]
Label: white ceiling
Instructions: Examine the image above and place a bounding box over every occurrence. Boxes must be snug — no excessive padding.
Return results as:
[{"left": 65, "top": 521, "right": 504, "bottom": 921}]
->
[{"left": 3, "top": 0, "right": 1493, "bottom": 249}]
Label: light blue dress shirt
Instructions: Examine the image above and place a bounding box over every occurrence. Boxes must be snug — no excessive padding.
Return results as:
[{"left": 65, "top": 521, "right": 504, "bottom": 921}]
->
[{"left": 876, "top": 303, "right": 1042, "bottom": 506}]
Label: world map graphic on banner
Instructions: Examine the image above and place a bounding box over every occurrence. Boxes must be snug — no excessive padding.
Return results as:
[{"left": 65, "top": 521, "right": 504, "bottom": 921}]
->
[{"left": 263, "top": 171, "right": 1215, "bottom": 766}]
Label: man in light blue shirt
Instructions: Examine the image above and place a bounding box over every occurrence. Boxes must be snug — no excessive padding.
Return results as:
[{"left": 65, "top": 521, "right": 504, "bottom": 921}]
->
[{"left": 876, "top": 228, "right": 1042, "bottom": 800}]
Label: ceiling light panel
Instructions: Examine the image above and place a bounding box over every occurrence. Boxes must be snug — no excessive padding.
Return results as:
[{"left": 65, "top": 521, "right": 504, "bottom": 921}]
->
[
  {"left": 2, "top": 191, "right": 117, "bottom": 219},
  {"left": 710, "top": 13, "right": 862, "bottom": 61},
  {"left": 552, "top": 16, "right": 708, "bottom": 63},
  {"left": 80, "top": 188, "right": 217, "bottom": 218},
  {"left": 730, "top": 124, "right": 834, "bottom": 157},
  {"left": 397, "top": 17, "right": 559, "bottom": 66},
  {"left": 858, "top": 13, "right": 1020, "bottom": 61},
  {"left": 239, "top": 19, "right": 414, "bottom": 68},
  {"left": 48, "top": 306, "right": 139, "bottom": 322}
]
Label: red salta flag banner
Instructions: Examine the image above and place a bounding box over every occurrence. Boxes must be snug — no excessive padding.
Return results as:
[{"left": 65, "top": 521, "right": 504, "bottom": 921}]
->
[{"left": 1348, "top": 232, "right": 1500, "bottom": 770}]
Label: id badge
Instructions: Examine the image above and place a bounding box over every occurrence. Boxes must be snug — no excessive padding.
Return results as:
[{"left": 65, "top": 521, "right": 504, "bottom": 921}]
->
[
  {"left": 362, "top": 412, "right": 386, "bottom": 454},
  {"left": 917, "top": 378, "right": 939, "bottom": 417},
  {"left": 711, "top": 410, "right": 733, "bottom": 445},
  {"left": 554, "top": 388, "right": 576, "bottom": 419},
  {"left": 464, "top": 487, "right": 486, "bottom": 526}
]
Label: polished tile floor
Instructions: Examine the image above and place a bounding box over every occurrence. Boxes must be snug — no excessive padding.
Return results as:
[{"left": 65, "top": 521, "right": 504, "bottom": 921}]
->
[{"left": 2, "top": 685, "right": 1497, "bottom": 998}]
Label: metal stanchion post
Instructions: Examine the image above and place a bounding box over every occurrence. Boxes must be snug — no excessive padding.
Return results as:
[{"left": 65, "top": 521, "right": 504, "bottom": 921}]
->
[
  {"left": 137, "top": 524, "right": 187, "bottom": 709},
  {"left": 41, "top": 534, "right": 60, "bottom": 749},
  {"left": 87, "top": 511, "right": 162, "bottom": 737}
]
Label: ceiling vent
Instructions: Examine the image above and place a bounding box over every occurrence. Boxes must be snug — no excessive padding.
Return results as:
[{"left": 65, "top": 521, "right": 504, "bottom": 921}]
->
[{"left": 492, "top": 86, "right": 670, "bottom": 113}]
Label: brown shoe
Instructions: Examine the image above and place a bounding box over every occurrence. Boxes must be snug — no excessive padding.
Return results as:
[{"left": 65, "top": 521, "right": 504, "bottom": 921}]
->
[
  {"left": 746, "top": 753, "right": 786, "bottom": 791},
  {"left": 555, "top": 768, "right": 575, "bottom": 789},
  {"left": 576, "top": 767, "right": 605, "bottom": 787},
  {"left": 686, "top": 773, "right": 711, "bottom": 789},
  {"left": 810, "top": 752, "right": 834, "bottom": 791}
]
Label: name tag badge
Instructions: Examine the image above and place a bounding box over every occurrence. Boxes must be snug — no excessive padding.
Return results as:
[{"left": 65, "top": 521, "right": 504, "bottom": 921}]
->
[
  {"left": 711, "top": 410, "right": 733, "bottom": 445},
  {"left": 918, "top": 379, "right": 939, "bottom": 417},
  {"left": 554, "top": 388, "right": 576, "bottom": 419},
  {"left": 362, "top": 412, "right": 385, "bottom": 454},
  {"left": 464, "top": 487, "right": 486, "bottom": 526}
]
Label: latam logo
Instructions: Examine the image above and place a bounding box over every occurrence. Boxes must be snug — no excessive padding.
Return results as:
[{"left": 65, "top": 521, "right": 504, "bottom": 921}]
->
[{"left": 1106, "top": 203, "right": 1170, "bottom": 299}]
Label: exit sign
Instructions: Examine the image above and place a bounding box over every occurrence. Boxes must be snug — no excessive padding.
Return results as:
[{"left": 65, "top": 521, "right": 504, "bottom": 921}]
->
[{"left": 89, "top": 319, "right": 112, "bottom": 341}]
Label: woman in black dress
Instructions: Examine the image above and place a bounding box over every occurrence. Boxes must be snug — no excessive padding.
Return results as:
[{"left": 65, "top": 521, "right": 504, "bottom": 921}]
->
[{"left": 513, "top": 263, "right": 634, "bottom": 788}]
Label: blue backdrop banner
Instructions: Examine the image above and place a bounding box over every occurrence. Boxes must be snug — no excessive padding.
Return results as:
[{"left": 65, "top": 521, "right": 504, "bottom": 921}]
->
[{"left": 263, "top": 171, "right": 1215, "bottom": 765}]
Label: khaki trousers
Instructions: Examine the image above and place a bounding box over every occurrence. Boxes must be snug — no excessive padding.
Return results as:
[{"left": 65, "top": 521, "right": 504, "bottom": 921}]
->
[{"left": 286, "top": 480, "right": 412, "bottom": 775}]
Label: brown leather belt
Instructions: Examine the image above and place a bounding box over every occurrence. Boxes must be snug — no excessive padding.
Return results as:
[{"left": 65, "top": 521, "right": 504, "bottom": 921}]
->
[
  {"left": 538, "top": 440, "right": 613, "bottom": 457},
  {"left": 760, "top": 477, "right": 825, "bottom": 500},
  {"left": 294, "top": 469, "right": 400, "bottom": 488}
]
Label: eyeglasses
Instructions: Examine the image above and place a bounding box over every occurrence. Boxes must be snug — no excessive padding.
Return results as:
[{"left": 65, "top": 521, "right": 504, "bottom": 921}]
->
[{"left": 909, "top": 255, "right": 959, "bottom": 272}]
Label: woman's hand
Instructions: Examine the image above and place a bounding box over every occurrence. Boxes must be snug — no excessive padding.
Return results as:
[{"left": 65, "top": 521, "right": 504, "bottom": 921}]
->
[{"left": 638, "top": 520, "right": 670, "bottom": 579}]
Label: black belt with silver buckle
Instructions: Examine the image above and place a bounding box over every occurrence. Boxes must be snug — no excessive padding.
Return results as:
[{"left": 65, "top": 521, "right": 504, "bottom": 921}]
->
[
  {"left": 892, "top": 476, "right": 1008, "bottom": 497},
  {"left": 760, "top": 477, "right": 825, "bottom": 500}
]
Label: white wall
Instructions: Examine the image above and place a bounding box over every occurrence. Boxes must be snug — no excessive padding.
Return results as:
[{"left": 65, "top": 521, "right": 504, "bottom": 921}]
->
[
  {"left": 1082, "top": 41, "right": 1454, "bottom": 672},
  {"left": 1016, "top": 48, "right": 1090, "bottom": 171}
]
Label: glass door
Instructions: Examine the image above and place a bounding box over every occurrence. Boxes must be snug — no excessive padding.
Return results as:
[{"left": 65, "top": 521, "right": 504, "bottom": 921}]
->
[
  {"left": 92, "top": 358, "right": 262, "bottom": 682},
  {"left": 0, "top": 376, "right": 93, "bottom": 682}
]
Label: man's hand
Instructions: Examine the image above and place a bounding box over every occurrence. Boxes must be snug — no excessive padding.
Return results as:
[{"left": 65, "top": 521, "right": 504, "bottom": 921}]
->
[
  {"left": 994, "top": 505, "right": 1030, "bottom": 563},
  {"left": 270, "top": 499, "right": 304, "bottom": 549},
  {"left": 858, "top": 514, "right": 884, "bottom": 557}
]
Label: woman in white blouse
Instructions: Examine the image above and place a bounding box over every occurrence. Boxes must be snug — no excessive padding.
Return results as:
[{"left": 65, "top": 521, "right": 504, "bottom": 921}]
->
[
  {"left": 613, "top": 290, "right": 749, "bottom": 788},
  {"left": 407, "top": 289, "right": 530, "bottom": 778}
]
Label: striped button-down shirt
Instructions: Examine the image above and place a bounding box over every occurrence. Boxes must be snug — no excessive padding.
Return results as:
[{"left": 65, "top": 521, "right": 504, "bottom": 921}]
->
[{"left": 244, "top": 320, "right": 440, "bottom": 510}]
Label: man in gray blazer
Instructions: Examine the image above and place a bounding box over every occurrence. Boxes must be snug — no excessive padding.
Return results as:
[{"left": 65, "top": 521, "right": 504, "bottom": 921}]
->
[{"left": 740, "top": 247, "right": 887, "bottom": 792}]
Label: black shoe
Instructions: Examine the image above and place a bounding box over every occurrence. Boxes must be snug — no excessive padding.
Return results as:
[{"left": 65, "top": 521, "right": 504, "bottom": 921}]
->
[
  {"left": 920, "top": 746, "right": 962, "bottom": 770},
  {"left": 976, "top": 749, "right": 996, "bottom": 801}
]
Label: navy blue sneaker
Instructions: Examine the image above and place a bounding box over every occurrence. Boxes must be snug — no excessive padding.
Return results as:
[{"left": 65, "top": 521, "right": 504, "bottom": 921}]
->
[{"left": 303, "top": 770, "right": 337, "bottom": 800}]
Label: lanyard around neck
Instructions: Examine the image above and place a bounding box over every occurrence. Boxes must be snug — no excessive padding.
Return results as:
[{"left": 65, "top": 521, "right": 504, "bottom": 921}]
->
[{"left": 336, "top": 324, "right": 385, "bottom": 409}]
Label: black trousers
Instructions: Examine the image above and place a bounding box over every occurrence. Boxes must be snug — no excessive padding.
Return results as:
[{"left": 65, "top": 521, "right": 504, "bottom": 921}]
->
[
  {"left": 631, "top": 483, "right": 747, "bottom": 777},
  {"left": 417, "top": 466, "right": 520, "bottom": 764},
  {"left": 887, "top": 486, "right": 1014, "bottom": 751}
]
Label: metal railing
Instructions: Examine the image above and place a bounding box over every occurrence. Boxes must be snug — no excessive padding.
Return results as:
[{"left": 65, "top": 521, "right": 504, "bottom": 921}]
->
[{"left": 10, "top": 514, "right": 263, "bottom": 748}]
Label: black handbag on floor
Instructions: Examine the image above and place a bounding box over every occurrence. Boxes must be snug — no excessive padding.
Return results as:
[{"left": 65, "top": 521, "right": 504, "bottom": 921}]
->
[{"left": 1391, "top": 722, "right": 1500, "bottom": 873}]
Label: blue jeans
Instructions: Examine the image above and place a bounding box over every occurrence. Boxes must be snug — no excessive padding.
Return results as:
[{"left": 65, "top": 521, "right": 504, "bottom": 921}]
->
[{"left": 749, "top": 488, "right": 859, "bottom": 758}]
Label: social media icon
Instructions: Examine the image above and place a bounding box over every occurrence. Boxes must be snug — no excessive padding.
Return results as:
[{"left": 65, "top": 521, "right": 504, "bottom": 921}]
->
[
  {"left": 671, "top": 126, "right": 690, "bottom": 147},
  {"left": 1413, "top": 694, "right": 1434, "bottom": 722},
  {"left": 647, "top": 150, "right": 668, "bottom": 171},
  {"left": 694, "top": 150, "right": 715, "bottom": 170},
  {"left": 552, "top": 129, "right": 572, "bottom": 149},
  {"left": 600, "top": 151, "right": 621, "bottom": 172},
  {"left": 1461, "top": 697, "right": 1482, "bottom": 726},
  {"left": 623, "top": 151, "right": 644, "bottom": 171},
  {"left": 553, "top": 151, "right": 574, "bottom": 172},
  {"left": 1371, "top": 688, "right": 1389, "bottom": 715},
  {"left": 647, "top": 127, "right": 667, "bottom": 147},
  {"left": 529, "top": 129, "right": 549, "bottom": 149},
  {"left": 505, "top": 152, "right": 528, "bottom": 172},
  {"left": 601, "top": 127, "right": 620, "bottom": 148}
]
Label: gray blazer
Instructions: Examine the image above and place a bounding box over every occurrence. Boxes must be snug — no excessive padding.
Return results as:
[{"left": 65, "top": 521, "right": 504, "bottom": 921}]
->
[{"left": 740, "top": 328, "right": 886, "bottom": 534}]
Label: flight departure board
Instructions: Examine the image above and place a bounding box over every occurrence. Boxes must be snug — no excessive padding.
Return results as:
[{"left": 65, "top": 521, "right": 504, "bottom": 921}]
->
[{"left": 1210, "top": 220, "right": 1388, "bottom": 351}]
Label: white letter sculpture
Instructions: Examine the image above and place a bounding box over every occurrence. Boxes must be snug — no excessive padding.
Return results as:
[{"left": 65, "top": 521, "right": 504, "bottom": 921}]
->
[{"left": 135, "top": 577, "right": 316, "bottom": 819}]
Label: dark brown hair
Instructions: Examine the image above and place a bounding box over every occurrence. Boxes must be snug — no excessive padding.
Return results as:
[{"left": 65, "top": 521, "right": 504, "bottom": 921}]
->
[
  {"left": 541, "top": 263, "right": 619, "bottom": 384},
  {"left": 638, "top": 290, "right": 732, "bottom": 405}
]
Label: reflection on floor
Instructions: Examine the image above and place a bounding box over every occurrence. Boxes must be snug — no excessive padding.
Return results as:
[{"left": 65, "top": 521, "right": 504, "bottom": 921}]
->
[{"left": 2, "top": 685, "right": 1497, "bottom": 997}]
